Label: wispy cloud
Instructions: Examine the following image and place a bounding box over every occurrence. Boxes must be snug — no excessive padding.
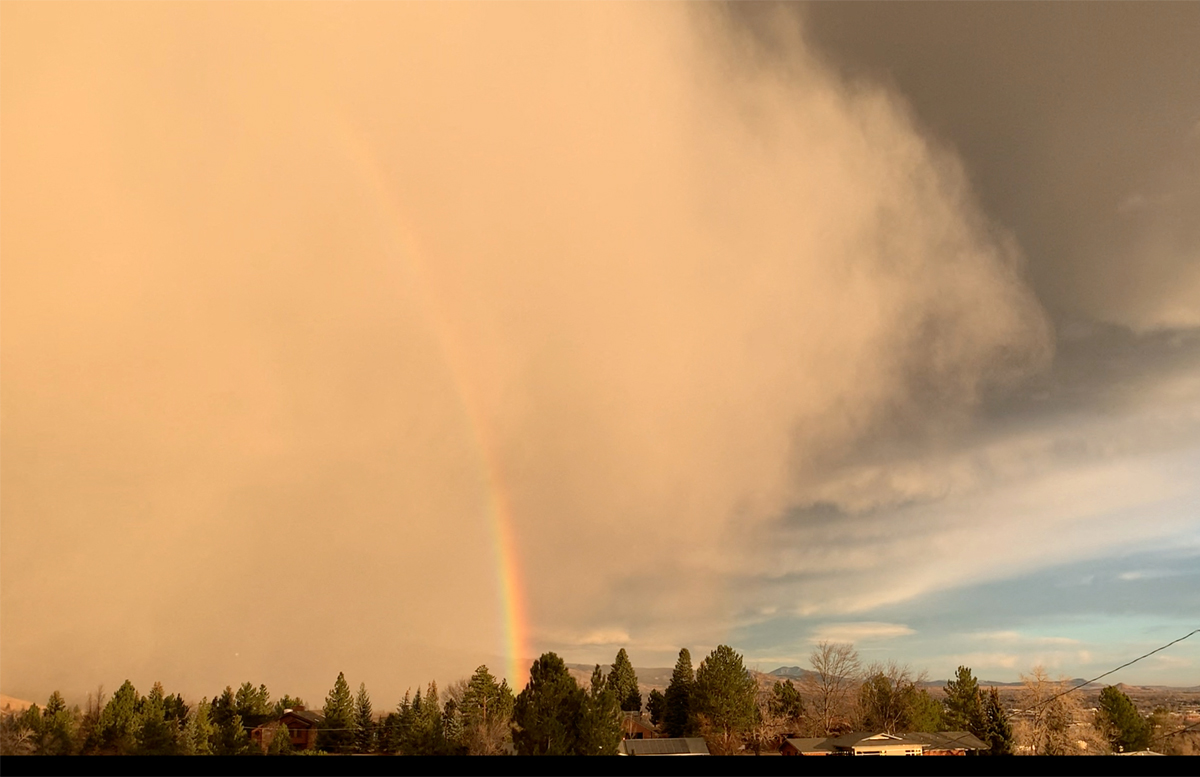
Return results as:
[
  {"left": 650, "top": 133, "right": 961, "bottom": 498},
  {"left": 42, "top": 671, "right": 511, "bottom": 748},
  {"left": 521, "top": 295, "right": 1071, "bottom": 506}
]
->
[
  {"left": 969, "top": 631, "right": 1081, "bottom": 647},
  {"left": 810, "top": 622, "right": 916, "bottom": 644}
]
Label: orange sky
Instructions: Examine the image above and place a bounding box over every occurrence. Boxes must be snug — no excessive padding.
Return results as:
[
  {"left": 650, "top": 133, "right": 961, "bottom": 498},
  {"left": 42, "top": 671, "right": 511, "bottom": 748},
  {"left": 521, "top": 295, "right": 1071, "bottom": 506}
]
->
[{"left": 3, "top": 2, "right": 1197, "bottom": 706}]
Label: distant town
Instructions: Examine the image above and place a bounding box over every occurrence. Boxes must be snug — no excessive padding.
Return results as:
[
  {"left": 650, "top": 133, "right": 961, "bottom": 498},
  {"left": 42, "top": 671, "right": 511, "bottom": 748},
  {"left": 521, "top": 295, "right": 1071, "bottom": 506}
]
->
[{"left": 3, "top": 641, "right": 1196, "bottom": 755}]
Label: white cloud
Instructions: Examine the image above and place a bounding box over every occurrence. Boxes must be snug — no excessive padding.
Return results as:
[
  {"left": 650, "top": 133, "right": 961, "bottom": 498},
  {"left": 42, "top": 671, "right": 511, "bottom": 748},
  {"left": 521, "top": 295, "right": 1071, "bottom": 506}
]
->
[
  {"left": 948, "top": 652, "right": 1021, "bottom": 671},
  {"left": 810, "top": 622, "right": 916, "bottom": 644},
  {"left": 546, "top": 629, "right": 633, "bottom": 648},
  {"left": 969, "top": 631, "right": 1080, "bottom": 647}
]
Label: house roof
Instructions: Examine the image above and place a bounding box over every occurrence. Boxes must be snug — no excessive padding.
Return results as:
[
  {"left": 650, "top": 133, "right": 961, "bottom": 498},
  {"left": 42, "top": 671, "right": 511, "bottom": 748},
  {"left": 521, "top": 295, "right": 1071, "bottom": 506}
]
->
[
  {"left": 619, "top": 737, "right": 710, "bottom": 755},
  {"left": 782, "top": 737, "right": 835, "bottom": 753},
  {"left": 911, "top": 731, "right": 988, "bottom": 751},
  {"left": 827, "top": 731, "right": 904, "bottom": 747},
  {"left": 282, "top": 709, "right": 325, "bottom": 727}
]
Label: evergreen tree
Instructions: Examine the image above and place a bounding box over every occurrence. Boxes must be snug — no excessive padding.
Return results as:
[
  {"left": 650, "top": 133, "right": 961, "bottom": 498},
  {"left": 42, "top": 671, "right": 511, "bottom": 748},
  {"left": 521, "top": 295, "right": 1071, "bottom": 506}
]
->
[
  {"left": 1097, "top": 685, "right": 1150, "bottom": 753},
  {"left": 181, "top": 699, "right": 214, "bottom": 756},
  {"left": 235, "top": 682, "right": 274, "bottom": 729},
  {"left": 460, "top": 665, "right": 515, "bottom": 755},
  {"left": 944, "top": 666, "right": 985, "bottom": 735},
  {"left": 441, "top": 698, "right": 466, "bottom": 755},
  {"left": 769, "top": 679, "right": 805, "bottom": 729},
  {"left": 378, "top": 711, "right": 403, "bottom": 754},
  {"left": 266, "top": 721, "right": 295, "bottom": 755},
  {"left": 353, "top": 683, "right": 375, "bottom": 753},
  {"left": 406, "top": 681, "right": 445, "bottom": 755},
  {"left": 647, "top": 689, "right": 666, "bottom": 727},
  {"left": 40, "top": 692, "right": 76, "bottom": 756},
  {"left": 393, "top": 691, "right": 415, "bottom": 753},
  {"left": 693, "top": 645, "right": 758, "bottom": 754},
  {"left": 210, "top": 687, "right": 250, "bottom": 755},
  {"left": 981, "top": 687, "right": 1013, "bottom": 755},
  {"left": 163, "top": 693, "right": 189, "bottom": 727},
  {"left": 400, "top": 688, "right": 421, "bottom": 753},
  {"left": 135, "top": 681, "right": 179, "bottom": 755},
  {"left": 606, "top": 648, "right": 642, "bottom": 713},
  {"left": 663, "top": 648, "right": 696, "bottom": 737},
  {"left": 272, "top": 695, "right": 306, "bottom": 717},
  {"left": 319, "top": 672, "right": 355, "bottom": 753},
  {"left": 909, "top": 688, "right": 946, "bottom": 733},
  {"left": 577, "top": 665, "right": 623, "bottom": 755},
  {"left": 97, "top": 680, "right": 140, "bottom": 755},
  {"left": 512, "top": 652, "right": 584, "bottom": 755}
]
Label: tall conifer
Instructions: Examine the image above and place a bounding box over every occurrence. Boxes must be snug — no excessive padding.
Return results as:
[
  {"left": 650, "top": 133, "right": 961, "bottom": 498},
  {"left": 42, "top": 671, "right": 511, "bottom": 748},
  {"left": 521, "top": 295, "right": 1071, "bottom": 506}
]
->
[
  {"left": 693, "top": 645, "right": 757, "bottom": 754},
  {"left": 944, "top": 665, "right": 985, "bottom": 735},
  {"left": 353, "top": 683, "right": 374, "bottom": 753},
  {"left": 512, "top": 652, "right": 584, "bottom": 755},
  {"left": 606, "top": 648, "right": 642, "bottom": 712},
  {"left": 319, "top": 672, "right": 355, "bottom": 753},
  {"left": 982, "top": 686, "right": 1014, "bottom": 755},
  {"left": 578, "top": 665, "right": 623, "bottom": 755},
  {"left": 663, "top": 648, "right": 696, "bottom": 737}
]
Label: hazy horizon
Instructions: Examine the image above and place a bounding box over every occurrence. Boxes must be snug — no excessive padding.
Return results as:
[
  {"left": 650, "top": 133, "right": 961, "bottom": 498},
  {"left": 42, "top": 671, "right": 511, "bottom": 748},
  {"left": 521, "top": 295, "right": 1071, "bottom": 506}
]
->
[{"left": 3, "top": 2, "right": 1197, "bottom": 708}]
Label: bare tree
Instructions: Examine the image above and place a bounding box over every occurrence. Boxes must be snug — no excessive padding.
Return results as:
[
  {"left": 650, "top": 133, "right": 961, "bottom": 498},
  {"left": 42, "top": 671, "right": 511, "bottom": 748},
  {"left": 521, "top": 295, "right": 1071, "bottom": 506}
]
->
[
  {"left": 1013, "top": 666, "right": 1106, "bottom": 755},
  {"left": 744, "top": 683, "right": 781, "bottom": 755},
  {"left": 856, "top": 660, "right": 928, "bottom": 734},
  {"left": 444, "top": 679, "right": 469, "bottom": 708},
  {"left": 0, "top": 709, "right": 37, "bottom": 755},
  {"left": 804, "top": 641, "right": 862, "bottom": 736}
]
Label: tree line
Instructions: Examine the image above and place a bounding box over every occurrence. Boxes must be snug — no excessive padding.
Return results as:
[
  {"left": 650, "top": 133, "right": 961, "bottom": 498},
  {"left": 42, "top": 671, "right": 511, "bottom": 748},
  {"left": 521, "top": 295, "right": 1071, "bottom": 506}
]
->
[{"left": 0, "top": 641, "right": 1186, "bottom": 755}]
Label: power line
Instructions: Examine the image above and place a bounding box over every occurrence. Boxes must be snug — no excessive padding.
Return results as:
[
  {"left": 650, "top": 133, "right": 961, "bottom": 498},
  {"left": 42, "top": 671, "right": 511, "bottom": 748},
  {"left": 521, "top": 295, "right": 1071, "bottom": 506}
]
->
[
  {"left": 1025, "top": 627, "right": 1199, "bottom": 713},
  {"left": 1157, "top": 717, "right": 1200, "bottom": 741}
]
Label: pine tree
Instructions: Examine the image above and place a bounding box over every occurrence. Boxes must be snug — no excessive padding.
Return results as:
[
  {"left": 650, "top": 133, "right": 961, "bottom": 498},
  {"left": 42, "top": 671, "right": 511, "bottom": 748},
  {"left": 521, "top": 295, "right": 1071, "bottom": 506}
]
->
[
  {"left": 769, "top": 679, "right": 805, "bottom": 727},
  {"left": 1097, "top": 686, "right": 1150, "bottom": 753},
  {"left": 442, "top": 697, "right": 466, "bottom": 755},
  {"left": 234, "top": 682, "right": 273, "bottom": 728},
  {"left": 909, "top": 688, "right": 946, "bottom": 733},
  {"left": 266, "top": 721, "right": 295, "bottom": 755},
  {"left": 353, "top": 683, "right": 375, "bottom": 753},
  {"left": 181, "top": 699, "right": 214, "bottom": 756},
  {"left": 210, "top": 687, "right": 250, "bottom": 755},
  {"left": 577, "top": 665, "right": 623, "bottom": 755},
  {"left": 606, "top": 648, "right": 643, "bottom": 713},
  {"left": 663, "top": 648, "right": 696, "bottom": 737},
  {"left": 378, "top": 710, "right": 403, "bottom": 754},
  {"left": 693, "top": 645, "right": 758, "bottom": 754},
  {"left": 163, "top": 693, "right": 189, "bottom": 727},
  {"left": 400, "top": 688, "right": 421, "bottom": 753},
  {"left": 135, "top": 681, "right": 179, "bottom": 755},
  {"left": 41, "top": 692, "right": 75, "bottom": 755},
  {"left": 272, "top": 695, "right": 306, "bottom": 717},
  {"left": 319, "top": 672, "right": 355, "bottom": 753},
  {"left": 460, "top": 665, "right": 515, "bottom": 755},
  {"left": 392, "top": 691, "right": 415, "bottom": 753},
  {"left": 512, "top": 652, "right": 584, "bottom": 755},
  {"left": 647, "top": 689, "right": 666, "bottom": 727},
  {"left": 404, "top": 681, "right": 445, "bottom": 755},
  {"left": 944, "top": 665, "right": 985, "bottom": 735},
  {"left": 982, "top": 687, "right": 1013, "bottom": 755},
  {"left": 44, "top": 692, "right": 66, "bottom": 717},
  {"left": 97, "top": 680, "right": 140, "bottom": 755}
]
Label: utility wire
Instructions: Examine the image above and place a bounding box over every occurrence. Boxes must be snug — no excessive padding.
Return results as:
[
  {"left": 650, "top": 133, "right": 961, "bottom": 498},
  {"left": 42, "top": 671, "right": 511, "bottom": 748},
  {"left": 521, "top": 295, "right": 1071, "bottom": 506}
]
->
[
  {"left": 1157, "top": 717, "right": 1200, "bottom": 741},
  {"left": 1025, "top": 627, "right": 1199, "bottom": 713}
]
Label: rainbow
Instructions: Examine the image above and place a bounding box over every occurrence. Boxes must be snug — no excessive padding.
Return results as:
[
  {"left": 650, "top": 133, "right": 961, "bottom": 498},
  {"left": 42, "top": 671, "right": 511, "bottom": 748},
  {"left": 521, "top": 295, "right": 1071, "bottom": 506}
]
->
[{"left": 330, "top": 116, "right": 531, "bottom": 689}]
